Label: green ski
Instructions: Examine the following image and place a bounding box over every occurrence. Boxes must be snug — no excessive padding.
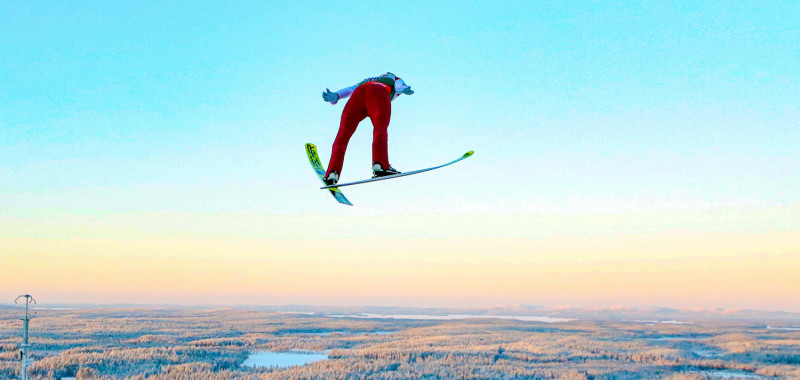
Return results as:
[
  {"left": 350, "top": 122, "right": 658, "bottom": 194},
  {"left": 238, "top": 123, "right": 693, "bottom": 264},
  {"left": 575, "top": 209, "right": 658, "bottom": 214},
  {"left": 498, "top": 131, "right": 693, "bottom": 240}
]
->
[{"left": 305, "top": 143, "right": 352, "bottom": 206}]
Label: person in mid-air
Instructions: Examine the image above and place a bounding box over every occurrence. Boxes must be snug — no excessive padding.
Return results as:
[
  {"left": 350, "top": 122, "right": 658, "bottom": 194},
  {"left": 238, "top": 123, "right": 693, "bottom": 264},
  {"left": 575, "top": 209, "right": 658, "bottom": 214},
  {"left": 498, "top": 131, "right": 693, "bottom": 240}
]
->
[{"left": 321, "top": 72, "right": 414, "bottom": 186}]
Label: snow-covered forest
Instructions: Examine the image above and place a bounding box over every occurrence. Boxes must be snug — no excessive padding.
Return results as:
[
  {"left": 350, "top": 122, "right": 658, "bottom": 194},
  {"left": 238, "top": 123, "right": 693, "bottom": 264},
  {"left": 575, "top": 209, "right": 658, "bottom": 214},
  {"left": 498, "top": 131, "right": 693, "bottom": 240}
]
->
[{"left": 0, "top": 307, "right": 798, "bottom": 379}]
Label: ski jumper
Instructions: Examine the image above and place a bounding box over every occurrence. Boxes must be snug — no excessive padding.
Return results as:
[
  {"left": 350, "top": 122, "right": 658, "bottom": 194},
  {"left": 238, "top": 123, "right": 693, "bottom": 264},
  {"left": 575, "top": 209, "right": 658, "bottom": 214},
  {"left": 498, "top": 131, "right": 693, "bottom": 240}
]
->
[{"left": 325, "top": 73, "right": 412, "bottom": 178}]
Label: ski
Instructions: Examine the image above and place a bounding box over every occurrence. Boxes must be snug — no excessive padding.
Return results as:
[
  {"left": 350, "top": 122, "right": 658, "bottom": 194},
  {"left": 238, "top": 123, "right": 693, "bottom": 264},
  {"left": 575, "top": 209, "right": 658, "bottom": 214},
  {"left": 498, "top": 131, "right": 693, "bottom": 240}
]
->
[
  {"left": 305, "top": 143, "right": 353, "bottom": 206},
  {"left": 320, "top": 151, "right": 474, "bottom": 189}
]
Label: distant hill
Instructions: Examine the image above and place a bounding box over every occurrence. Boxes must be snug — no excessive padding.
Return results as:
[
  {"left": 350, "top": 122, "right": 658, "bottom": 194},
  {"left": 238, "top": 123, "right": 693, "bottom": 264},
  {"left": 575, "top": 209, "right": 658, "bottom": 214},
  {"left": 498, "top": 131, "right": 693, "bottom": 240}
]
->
[
  {"left": 3, "top": 302, "right": 798, "bottom": 322},
  {"left": 237, "top": 304, "right": 800, "bottom": 322}
]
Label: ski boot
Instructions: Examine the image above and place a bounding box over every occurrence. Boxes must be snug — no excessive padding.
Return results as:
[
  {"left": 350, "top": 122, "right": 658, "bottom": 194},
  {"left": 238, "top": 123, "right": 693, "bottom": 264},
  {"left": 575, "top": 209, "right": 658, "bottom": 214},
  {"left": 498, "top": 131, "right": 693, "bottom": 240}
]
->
[
  {"left": 372, "top": 163, "right": 401, "bottom": 178},
  {"left": 323, "top": 171, "right": 339, "bottom": 186}
]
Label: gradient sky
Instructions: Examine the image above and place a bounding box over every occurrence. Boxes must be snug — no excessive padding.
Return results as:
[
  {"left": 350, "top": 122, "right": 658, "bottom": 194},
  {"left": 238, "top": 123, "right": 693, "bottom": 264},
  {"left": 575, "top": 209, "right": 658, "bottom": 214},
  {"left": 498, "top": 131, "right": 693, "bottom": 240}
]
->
[{"left": 2, "top": 1, "right": 799, "bottom": 311}]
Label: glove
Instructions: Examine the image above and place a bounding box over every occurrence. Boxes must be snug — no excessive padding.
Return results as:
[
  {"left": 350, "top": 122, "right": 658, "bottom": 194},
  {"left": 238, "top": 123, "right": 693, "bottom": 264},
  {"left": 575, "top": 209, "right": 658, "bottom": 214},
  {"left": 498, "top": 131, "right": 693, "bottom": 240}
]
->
[
  {"left": 322, "top": 88, "right": 339, "bottom": 105},
  {"left": 400, "top": 87, "right": 414, "bottom": 95}
]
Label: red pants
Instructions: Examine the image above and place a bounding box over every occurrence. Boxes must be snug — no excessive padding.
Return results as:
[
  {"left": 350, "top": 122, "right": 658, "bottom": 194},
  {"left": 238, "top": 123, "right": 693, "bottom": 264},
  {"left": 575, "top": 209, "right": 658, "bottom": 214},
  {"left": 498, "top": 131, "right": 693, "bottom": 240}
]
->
[{"left": 326, "top": 82, "right": 392, "bottom": 177}]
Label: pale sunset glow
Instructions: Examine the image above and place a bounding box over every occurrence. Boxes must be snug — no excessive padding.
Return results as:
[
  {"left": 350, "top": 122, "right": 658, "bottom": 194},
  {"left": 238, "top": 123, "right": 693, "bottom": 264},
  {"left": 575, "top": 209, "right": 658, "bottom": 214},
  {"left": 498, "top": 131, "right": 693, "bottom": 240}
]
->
[{"left": 2, "top": 204, "right": 798, "bottom": 310}]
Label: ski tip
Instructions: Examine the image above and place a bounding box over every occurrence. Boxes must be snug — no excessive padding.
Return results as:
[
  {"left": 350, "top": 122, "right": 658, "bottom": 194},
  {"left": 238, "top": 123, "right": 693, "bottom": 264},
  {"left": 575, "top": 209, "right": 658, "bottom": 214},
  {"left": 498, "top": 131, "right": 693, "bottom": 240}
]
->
[
  {"left": 464, "top": 150, "right": 474, "bottom": 157},
  {"left": 306, "top": 143, "right": 319, "bottom": 157}
]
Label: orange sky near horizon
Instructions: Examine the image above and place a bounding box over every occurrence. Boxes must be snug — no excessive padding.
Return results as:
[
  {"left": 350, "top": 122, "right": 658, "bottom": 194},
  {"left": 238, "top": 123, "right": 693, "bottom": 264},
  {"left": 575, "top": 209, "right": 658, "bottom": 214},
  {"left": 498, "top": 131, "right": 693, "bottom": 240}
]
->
[{"left": 2, "top": 204, "right": 798, "bottom": 312}]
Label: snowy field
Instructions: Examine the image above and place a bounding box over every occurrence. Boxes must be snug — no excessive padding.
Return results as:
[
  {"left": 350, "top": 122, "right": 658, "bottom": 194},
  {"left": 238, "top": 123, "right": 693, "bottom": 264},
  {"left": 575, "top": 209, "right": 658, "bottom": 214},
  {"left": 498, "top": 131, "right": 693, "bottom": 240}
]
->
[{"left": 0, "top": 306, "right": 799, "bottom": 379}]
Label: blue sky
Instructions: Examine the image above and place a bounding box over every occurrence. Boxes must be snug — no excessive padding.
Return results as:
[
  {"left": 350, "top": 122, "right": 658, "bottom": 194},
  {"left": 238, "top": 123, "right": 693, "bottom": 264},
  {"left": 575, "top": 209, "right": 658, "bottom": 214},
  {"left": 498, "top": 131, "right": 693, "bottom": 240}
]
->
[
  {"left": 2, "top": 1, "right": 799, "bottom": 309},
  {"left": 2, "top": 1, "right": 798, "bottom": 215}
]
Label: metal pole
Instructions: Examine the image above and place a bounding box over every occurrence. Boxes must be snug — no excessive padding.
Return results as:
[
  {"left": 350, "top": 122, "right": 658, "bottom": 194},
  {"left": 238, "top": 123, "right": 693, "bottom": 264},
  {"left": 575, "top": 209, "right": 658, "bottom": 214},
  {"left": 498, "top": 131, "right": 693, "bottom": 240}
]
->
[{"left": 15, "top": 295, "right": 36, "bottom": 380}]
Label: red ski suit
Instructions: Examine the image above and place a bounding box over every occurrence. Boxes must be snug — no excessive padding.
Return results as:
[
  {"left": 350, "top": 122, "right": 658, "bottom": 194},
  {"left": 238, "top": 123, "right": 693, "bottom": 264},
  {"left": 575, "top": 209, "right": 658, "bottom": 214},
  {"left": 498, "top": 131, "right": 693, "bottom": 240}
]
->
[{"left": 325, "top": 82, "right": 393, "bottom": 178}]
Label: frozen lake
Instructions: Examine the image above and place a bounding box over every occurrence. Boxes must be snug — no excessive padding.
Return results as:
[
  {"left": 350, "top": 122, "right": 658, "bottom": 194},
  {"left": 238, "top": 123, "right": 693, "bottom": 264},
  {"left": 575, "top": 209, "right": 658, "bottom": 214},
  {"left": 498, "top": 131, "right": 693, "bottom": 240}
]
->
[
  {"left": 242, "top": 351, "right": 328, "bottom": 368},
  {"left": 766, "top": 325, "right": 800, "bottom": 331},
  {"left": 325, "top": 313, "right": 573, "bottom": 323},
  {"left": 688, "top": 369, "right": 763, "bottom": 379}
]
